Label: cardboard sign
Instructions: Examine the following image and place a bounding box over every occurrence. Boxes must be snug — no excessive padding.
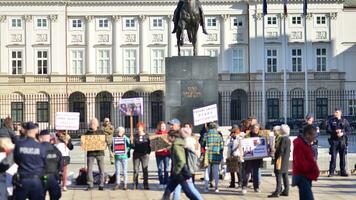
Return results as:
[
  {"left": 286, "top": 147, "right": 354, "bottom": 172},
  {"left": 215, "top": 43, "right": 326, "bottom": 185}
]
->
[
  {"left": 241, "top": 137, "right": 269, "bottom": 160},
  {"left": 80, "top": 135, "right": 107, "bottom": 151},
  {"left": 149, "top": 134, "right": 171, "bottom": 152},
  {"left": 55, "top": 112, "right": 80, "bottom": 130},
  {"left": 193, "top": 104, "right": 218, "bottom": 126},
  {"left": 113, "top": 137, "right": 126, "bottom": 156},
  {"left": 119, "top": 97, "right": 143, "bottom": 116}
]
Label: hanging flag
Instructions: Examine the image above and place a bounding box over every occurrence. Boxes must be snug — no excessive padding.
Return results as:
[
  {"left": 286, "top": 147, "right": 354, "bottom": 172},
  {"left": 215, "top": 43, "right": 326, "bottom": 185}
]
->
[
  {"left": 263, "top": 0, "right": 267, "bottom": 15},
  {"left": 283, "top": 0, "right": 288, "bottom": 16},
  {"left": 303, "top": 0, "right": 308, "bottom": 16}
]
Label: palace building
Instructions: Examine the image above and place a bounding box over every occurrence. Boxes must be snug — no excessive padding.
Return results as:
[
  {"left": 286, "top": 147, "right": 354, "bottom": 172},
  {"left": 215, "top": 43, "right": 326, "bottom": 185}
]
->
[{"left": 0, "top": 0, "right": 355, "bottom": 132}]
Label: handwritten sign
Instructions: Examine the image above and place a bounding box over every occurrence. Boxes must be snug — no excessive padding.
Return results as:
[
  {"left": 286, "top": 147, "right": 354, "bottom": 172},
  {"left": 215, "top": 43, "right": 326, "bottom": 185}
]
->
[
  {"left": 193, "top": 104, "right": 218, "bottom": 126},
  {"left": 55, "top": 112, "right": 80, "bottom": 130},
  {"left": 119, "top": 97, "right": 143, "bottom": 116},
  {"left": 80, "top": 135, "right": 107, "bottom": 151},
  {"left": 149, "top": 134, "right": 171, "bottom": 152},
  {"left": 241, "top": 137, "right": 269, "bottom": 160}
]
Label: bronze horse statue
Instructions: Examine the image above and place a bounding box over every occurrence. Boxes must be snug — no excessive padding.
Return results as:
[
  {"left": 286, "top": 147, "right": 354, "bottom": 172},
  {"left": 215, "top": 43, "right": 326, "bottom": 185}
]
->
[{"left": 175, "top": 0, "right": 206, "bottom": 56}]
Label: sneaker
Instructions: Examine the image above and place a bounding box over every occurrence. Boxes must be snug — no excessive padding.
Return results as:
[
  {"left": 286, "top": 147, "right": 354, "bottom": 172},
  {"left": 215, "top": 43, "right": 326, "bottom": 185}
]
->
[
  {"left": 280, "top": 191, "right": 289, "bottom": 196},
  {"left": 242, "top": 188, "right": 247, "bottom": 194},
  {"left": 62, "top": 186, "right": 67, "bottom": 192},
  {"left": 99, "top": 186, "right": 104, "bottom": 191},
  {"left": 215, "top": 189, "right": 219, "bottom": 193},
  {"left": 340, "top": 173, "right": 349, "bottom": 177},
  {"left": 254, "top": 188, "right": 261, "bottom": 193}
]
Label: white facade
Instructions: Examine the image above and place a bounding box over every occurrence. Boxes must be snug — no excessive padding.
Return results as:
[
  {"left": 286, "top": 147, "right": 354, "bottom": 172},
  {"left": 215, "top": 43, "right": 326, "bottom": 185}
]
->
[{"left": 0, "top": 0, "right": 355, "bottom": 128}]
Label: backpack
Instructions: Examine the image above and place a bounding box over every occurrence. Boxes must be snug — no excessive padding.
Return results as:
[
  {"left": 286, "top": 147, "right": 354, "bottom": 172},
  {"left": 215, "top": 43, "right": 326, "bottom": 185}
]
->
[{"left": 185, "top": 148, "right": 199, "bottom": 174}]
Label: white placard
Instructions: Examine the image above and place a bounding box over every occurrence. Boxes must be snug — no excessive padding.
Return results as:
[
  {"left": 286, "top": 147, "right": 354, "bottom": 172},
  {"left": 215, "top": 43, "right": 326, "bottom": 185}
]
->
[
  {"left": 193, "top": 104, "right": 218, "bottom": 126},
  {"left": 241, "top": 137, "right": 269, "bottom": 160},
  {"left": 55, "top": 112, "right": 80, "bottom": 130},
  {"left": 119, "top": 97, "right": 143, "bottom": 116},
  {"left": 289, "top": 136, "right": 297, "bottom": 161}
]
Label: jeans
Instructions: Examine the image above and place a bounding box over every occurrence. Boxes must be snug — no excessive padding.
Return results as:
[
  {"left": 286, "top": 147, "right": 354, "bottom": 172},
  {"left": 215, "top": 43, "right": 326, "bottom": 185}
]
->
[
  {"left": 292, "top": 175, "right": 314, "bottom": 200},
  {"left": 156, "top": 155, "right": 170, "bottom": 185},
  {"left": 329, "top": 140, "right": 347, "bottom": 174},
  {"left": 133, "top": 154, "right": 149, "bottom": 186},
  {"left": 163, "top": 176, "right": 203, "bottom": 200},
  {"left": 173, "top": 178, "right": 202, "bottom": 200},
  {"left": 87, "top": 155, "right": 105, "bottom": 187},
  {"left": 242, "top": 160, "right": 260, "bottom": 190},
  {"left": 115, "top": 158, "right": 128, "bottom": 185},
  {"left": 204, "top": 164, "right": 219, "bottom": 189},
  {"left": 275, "top": 171, "right": 289, "bottom": 194}
]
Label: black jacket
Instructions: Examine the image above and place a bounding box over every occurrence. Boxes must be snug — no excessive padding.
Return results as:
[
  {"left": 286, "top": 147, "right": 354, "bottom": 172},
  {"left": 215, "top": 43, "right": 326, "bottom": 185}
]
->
[
  {"left": 42, "top": 142, "right": 63, "bottom": 176},
  {"left": 274, "top": 136, "right": 291, "bottom": 173},
  {"left": 131, "top": 134, "right": 151, "bottom": 158},
  {"left": 85, "top": 129, "right": 105, "bottom": 157}
]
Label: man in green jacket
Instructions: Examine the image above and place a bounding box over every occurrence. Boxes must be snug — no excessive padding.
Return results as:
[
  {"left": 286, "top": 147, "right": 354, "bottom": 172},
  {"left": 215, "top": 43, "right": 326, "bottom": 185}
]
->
[{"left": 103, "top": 118, "right": 115, "bottom": 164}]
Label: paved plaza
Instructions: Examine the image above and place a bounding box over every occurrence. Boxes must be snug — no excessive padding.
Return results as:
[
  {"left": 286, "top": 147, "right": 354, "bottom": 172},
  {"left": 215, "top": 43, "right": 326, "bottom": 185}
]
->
[{"left": 56, "top": 137, "right": 356, "bottom": 200}]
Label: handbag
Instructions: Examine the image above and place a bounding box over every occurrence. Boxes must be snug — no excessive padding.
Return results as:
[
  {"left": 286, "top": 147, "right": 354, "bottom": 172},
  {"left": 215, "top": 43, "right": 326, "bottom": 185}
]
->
[
  {"left": 275, "top": 156, "right": 282, "bottom": 170},
  {"left": 199, "top": 151, "right": 209, "bottom": 169}
]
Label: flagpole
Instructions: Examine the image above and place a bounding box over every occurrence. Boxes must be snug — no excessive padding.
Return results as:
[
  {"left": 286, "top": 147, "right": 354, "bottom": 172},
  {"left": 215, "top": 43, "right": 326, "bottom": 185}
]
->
[
  {"left": 283, "top": 6, "right": 288, "bottom": 124},
  {"left": 303, "top": 1, "right": 309, "bottom": 115},
  {"left": 262, "top": 2, "right": 266, "bottom": 127}
]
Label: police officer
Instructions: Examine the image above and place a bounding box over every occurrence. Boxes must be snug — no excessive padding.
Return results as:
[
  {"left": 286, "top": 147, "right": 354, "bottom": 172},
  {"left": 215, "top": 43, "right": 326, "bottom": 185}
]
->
[
  {"left": 13, "top": 122, "right": 46, "bottom": 200},
  {"left": 327, "top": 108, "right": 351, "bottom": 177},
  {"left": 39, "top": 130, "right": 63, "bottom": 200}
]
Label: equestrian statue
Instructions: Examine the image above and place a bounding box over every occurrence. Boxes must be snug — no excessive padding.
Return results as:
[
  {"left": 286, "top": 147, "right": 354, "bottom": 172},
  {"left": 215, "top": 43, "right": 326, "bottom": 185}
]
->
[{"left": 172, "top": 0, "right": 208, "bottom": 56}]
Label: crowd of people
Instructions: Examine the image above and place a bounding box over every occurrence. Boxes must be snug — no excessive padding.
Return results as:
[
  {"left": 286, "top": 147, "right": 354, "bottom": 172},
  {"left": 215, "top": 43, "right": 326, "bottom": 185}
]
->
[{"left": 0, "top": 107, "right": 352, "bottom": 200}]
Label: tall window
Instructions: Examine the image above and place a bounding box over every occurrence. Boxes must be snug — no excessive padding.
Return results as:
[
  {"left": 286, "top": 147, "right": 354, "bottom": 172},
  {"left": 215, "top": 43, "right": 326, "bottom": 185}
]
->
[
  {"left": 266, "top": 49, "right": 277, "bottom": 73},
  {"left": 292, "top": 49, "right": 302, "bottom": 72},
  {"left": 316, "top": 48, "right": 327, "bottom": 72},
  {"left": 37, "top": 102, "right": 49, "bottom": 122},
  {"left": 232, "top": 49, "right": 244, "bottom": 73},
  {"left": 36, "top": 50, "right": 48, "bottom": 75},
  {"left": 98, "top": 19, "right": 109, "bottom": 28},
  {"left": 267, "top": 16, "right": 277, "bottom": 25},
  {"left": 267, "top": 99, "right": 279, "bottom": 119},
  {"left": 71, "top": 50, "right": 84, "bottom": 75},
  {"left": 124, "top": 49, "right": 137, "bottom": 74},
  {"left": 291, "top": 16, "right": 302, "bottom": 25},
  {"left": 233, "top": 17, "right": 243, "bottom": 28},
  {"left": 36, "top": 18, "right": 48, "bottom": 28},
  {"left": 349, "top": 100, "right": 356, "bottom": 115},
  {"left": 97, "top": 49, "right": 110, "bottom": 74},
  {"left": 316, "top": 98, "right": 328, "bottom": 119},
  {"left": 73, "top": 102, "right": 85, "bottom": 122},
  {"left": 11, "top": 50, "right": 22, "bottom": 75},
  {"left": 206, "top": 49, "right": 218, "bottom": 57},
  {"left": 152, "top": 18, "right": 163, "bottom": 29},
  {"left": 292, "top": 98, "right": 304, "bottom": 119},
  {"left": 206, "top": 17, "right": 217, "bottom": 27},
  {"left": 11, "top": 102, "right": 23, "bottom": 122},
  {"left": 11, "top": 18, "right": 22, "bottom": 28},
  {"left": 125, "top": 18, "right": 135, "bottom": 28},
  {"left": 152, "top": 49, "right": 164, "bottom": 74},
  {"left": 72, "top": 19, "right": 82, "bottom": 28}
]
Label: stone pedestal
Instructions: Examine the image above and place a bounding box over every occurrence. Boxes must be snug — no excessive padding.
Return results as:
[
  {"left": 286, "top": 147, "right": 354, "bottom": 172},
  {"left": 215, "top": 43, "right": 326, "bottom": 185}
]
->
[{"left": 165, "top": 56, "right": 218, "bottom": 130}]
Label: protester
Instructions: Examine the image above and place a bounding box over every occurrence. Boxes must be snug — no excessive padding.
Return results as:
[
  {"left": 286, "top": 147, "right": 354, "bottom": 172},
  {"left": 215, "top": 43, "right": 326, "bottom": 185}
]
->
[
  {"left": 13, "top": 122, "right": 46, "bottom": 200},
  {"left": 242, "top": 124, "right": 263, "bottom": 194},
  {"left": 85, "top": 118, "right": 106, "bottom": 191},
  {"left": 155, "top": 121, "right": 170, "bottom": 188},
  {"left": 0, "top": 129, "right": 15, "bottom": 200},
  {"left": 39, "top": 130, "right": 63, "bottom": 200},
  {"left": 226, "top": 124, "right": 243, "bottom": 189},
  {"left": 268, "top": 125, "right": 291, "bottom": 198},
  {"left": 201, "top": 122, "right": 224, "bottom": 193},
  {"left": 103, "top": 118, "right": 115, "bottom": 164},
  {"left": 292, "top": 125, "right": 320, "bottom": 200},
  {"left": 0, "top": 117, "right": 16, "bottom": 143},
  {"left": 112, "top": 127, "right": 130, "bottom": 190},
  {"left": 327, "top": 107, "right": 351, "bottom": 177},
  {"left": 162, "top": 129, "right": 203, "bottom": 200},
  {"left": 131, "top": 122, "right": 151, "bottom": 190},
  {"left": 55, "top": 130, "right": 73, "bottom": 191}
]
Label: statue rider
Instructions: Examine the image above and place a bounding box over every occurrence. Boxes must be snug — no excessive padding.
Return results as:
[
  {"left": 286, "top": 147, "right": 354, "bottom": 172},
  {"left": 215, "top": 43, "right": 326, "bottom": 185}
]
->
[{"left": 172, "top": 0, "right": 208, "bottom": 35}]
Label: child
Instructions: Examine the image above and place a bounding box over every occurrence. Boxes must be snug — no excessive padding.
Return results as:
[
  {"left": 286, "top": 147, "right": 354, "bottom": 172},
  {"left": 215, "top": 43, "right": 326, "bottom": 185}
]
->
[{"left": 112, "top": 127, "right": 131, "bottom": 190}]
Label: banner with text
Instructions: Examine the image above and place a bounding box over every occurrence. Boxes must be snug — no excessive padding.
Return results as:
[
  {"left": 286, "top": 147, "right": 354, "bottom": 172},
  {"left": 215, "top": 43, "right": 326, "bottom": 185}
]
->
[
  {"left": 241, "top": 137, "right": 269, "bottom": 160},
  {"left": 119, "top": 97, "right": 143, "bottom": 116},
  {"left": 193, "top": 104, "right": 218, "bottom": 126},
  {"left": 55, "top": 112, "right": 80, "bottom": 130},
  {"left": 81, "top": 135, "right": 107, "bottom": 151}
]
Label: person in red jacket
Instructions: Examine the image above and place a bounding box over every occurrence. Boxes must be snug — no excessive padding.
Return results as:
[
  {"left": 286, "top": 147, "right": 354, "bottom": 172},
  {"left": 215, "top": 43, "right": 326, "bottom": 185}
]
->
[
  {"left": 292, "top": 125, "right": 320, "bottom": 200},
  {"left": 155, "top": 121, "right": 170, "bottom": 188}
]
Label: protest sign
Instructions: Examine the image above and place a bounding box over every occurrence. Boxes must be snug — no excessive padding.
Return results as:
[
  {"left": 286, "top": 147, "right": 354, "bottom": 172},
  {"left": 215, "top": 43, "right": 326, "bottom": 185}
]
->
[
  {"left": 113, "top": 137, "right": 126, "bottom": 156},
  {"left": 241, "top": 137, "right": 269, "bottom": 160},
  {"left": 55, "top": 112, "right": 80, "bottom": 130},
  {"left": 149, "top": 134, "right": 171, "bottom": 152},
  {"left": 193, "top": 104, "right": 218, "bottom": 126},
  {"left": 80, "top": 135, "right": 107, "bottom": 151},
  {"left": 119, "top": 97, "right": 143, "bottom": 116}
]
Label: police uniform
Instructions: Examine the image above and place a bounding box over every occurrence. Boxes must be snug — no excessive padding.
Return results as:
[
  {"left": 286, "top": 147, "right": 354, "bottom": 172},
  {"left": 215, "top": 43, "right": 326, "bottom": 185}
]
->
[
  {"left": 13, "top": 122, "right": 46, "bottom": 200},
  {"left": 327, "top": 115, "right": 351, "bottom": 176},
  {"left": 40, "top": 130, "right": 63, "bottom": 200}
]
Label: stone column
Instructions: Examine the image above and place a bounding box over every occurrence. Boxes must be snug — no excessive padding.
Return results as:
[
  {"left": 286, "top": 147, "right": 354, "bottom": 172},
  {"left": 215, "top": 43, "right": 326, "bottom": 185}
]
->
[
  {"left": 165, "top": 15, "right": 174, "bottom": 57},
  {"left": 85, "top": 16, "right": 95, "bottom": 75},
  {"left": 139, "top": 15, "right": 149, "bottom": 74},
  {"left": 220, "top": 14, "right": 230, "bottom": 73},
  {"left": 24, "top": 15, "right": 34, "bottom": 75},
  {"left": 329, "top": 12, "right": 337, "bottom": 70},
  {"left": 0, "top": 16, "right": 7, "bottom": 77},
  {"left": 112, "top": 15, "right": 122, "bottom": 75},
  {"left": 49, "top": 15, "right": 60, "bottom": 75}
]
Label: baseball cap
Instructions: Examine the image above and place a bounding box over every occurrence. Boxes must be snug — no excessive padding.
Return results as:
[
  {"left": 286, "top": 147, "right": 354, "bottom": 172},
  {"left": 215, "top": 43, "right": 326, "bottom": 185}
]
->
[
  {"left": 168, "top": 118, "right": 181, "bottom": 125},
  {"left": 25, "top": 122, "right": 38, "bottom": 130},
  {"left": 39, "top": 130, "right": 49, "bottom": 136}
]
